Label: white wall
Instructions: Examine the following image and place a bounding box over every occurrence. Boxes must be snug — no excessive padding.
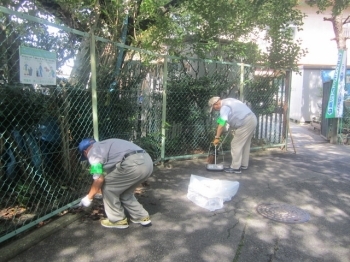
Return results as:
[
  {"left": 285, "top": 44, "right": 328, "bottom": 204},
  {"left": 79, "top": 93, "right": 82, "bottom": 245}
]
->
[
  {"left": 290, "top": 68, "right": 324, "bottom": 122},
  {"left": 290, "top": 70, "right": 303, "bottom": 121},
  {"left": 296, "top": 4, "right": 350, "bottom": 66}
]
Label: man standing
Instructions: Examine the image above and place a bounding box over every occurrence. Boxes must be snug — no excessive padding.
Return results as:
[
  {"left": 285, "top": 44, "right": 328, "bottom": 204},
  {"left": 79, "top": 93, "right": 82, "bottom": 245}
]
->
[
  {"left": 78, "top": 138, "right": 153, "bottom": 229},
  {"left": 208, "top": 96, "right": 257, "bottom": 174}
]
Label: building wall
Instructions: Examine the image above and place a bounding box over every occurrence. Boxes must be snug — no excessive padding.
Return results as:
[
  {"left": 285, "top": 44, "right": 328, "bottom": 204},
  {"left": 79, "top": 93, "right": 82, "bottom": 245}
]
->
[
  {"left": 296, "top": 3, "right": 350, "bottom": 66},
  {"left": 290, "top": 3, "right": 350, "bottom": 122},
  {"left": 290, "top": 71, "right": 303, "bottom": 121},
  {"left": 290, "top": 68, "right": 323, "bottom": 122}
]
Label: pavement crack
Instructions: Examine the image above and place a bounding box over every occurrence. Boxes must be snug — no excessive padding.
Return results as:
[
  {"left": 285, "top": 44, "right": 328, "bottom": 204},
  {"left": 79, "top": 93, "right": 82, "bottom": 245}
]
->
[
  {"left": 227, "top": 220, "right": 239, "bottom": 238},
  {"left": 268, "top": 237, "right": 280, "bottom": 262},
  {"left": 232, "top": 222, "right": 246, "bottom": 262}
]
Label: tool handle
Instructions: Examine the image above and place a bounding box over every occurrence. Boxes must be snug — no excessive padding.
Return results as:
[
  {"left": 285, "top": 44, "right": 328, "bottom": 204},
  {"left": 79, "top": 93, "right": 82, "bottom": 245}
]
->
[
  {"left": 214, "top": 145, "right": 217, "bottom": 164},
  {"left": 217, "top": 131, "right": 230, "bottom": 151}
]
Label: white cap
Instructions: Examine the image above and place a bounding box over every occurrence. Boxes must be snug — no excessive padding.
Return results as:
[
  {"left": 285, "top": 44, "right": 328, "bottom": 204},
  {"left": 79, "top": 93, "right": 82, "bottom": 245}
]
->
[{"left": 208, "top": 96, "right": 220, "bottom": 113}]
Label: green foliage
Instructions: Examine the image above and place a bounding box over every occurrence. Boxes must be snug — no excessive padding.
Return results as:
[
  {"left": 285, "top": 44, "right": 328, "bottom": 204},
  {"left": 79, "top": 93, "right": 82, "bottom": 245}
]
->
[
  {"left": 163, "top": 63, "right": 235, "bottom": 153},
  {"left": 166, "top": 74, "right": 227, "bottom": 123},
  {"left": 3, "top": 0, "right": 306, "bottom": 81},
  {"left": 138, "top": 0, "right": 306, "bottom": 69},
  {"left": 244, "top": 76, "right": 280, "bottom": 115},
  {"left": 97, "top": 91, "right": 138, "bottom": 140},
  {"left": 306, "top": 0, "right": 350, "bottom": 16},
  {"left": 134, "top": 133, "right": 162, "bottom": 161},
  {"left": 254, "top": 0, "right": 307, "bottom": 71},
  {"left": 342, "top": 103, "right": 350, "bottom": 130},
  {"left": 0, "top": 86, "right": 47, "bottom": 132},
  {"left": 15, "top": 183, "right": 31, "bottom": 206}
]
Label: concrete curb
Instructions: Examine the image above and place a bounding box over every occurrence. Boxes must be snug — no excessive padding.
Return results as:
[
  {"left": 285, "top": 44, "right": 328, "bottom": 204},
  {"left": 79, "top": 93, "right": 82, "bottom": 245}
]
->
[{"left": 0, "top": 213, "right": 82, "bottom": 262}]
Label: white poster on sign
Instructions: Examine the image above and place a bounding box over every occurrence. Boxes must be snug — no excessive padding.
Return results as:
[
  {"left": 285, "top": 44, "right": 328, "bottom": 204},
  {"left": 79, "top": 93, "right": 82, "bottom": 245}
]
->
[{"left": 19, "top": 46, "right": 56, "bottom": 85}]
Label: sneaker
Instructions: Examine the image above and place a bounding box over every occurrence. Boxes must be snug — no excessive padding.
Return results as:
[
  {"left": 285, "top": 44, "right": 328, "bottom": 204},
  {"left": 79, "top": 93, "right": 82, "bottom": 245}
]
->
[
  {"left": 240, "top": 166, "right": 248, "bottom": 170},
  {"left": 101, "top": 218, "right": 129, "bottom": 229},
  {"left": 130, "top": 216, "right": 152, "bottom": 226},
  {"left": 224, "top": 167, "right": 241, "bottom": 174}
]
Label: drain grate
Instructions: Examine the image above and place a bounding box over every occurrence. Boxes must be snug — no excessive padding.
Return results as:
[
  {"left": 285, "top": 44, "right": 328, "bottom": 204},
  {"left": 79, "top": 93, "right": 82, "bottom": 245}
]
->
[{"left": 256, "top": 203, "right": 310, "bottom": 224}]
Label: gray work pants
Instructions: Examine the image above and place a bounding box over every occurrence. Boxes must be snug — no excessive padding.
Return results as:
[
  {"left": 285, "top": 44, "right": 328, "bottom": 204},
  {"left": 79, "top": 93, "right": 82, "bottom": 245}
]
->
[
  {"left": 230, "top": 113, "right": 257, "bottom": 169},
  {"left": 102, "top": 152, "right": 153, "bottom": 222}
]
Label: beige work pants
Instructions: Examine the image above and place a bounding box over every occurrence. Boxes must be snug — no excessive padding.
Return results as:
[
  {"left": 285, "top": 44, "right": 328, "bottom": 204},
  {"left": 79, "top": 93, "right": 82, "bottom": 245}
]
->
[{"left": 230, "top": 113, "right": 257, "bottom": 169}]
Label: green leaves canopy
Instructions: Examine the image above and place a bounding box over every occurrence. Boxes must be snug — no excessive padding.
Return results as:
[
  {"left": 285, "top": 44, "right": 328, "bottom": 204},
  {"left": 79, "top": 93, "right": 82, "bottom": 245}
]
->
[
  {"left": 306, "top": 0, "right": 350, "bottom": 16},
  {"left": 3, "top": 0, "right": 306, "bottom": 71},
  {"left": 138, "top": 0, "right": 306, "bottom": 70}
]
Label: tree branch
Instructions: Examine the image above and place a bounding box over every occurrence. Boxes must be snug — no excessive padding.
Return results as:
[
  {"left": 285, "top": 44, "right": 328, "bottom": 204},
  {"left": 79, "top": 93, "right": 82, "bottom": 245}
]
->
[
  {"left": 161, "top": 0, "right": 186, "bottom": 15},
  {"left": 35, "top": 0, "right": 85, "bottom": 30},
  {"left": 323, "top": 17, "right": 334, "bottom": 22},
  {"left": 343, "top": 15, "right": 350, "bottom": 24}
]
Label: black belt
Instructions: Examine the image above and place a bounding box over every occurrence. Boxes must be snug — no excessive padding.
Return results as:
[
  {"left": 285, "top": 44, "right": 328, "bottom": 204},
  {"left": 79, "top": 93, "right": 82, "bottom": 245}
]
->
[{"left": 123, "top": 150, "right": 145, "bottom": 159}]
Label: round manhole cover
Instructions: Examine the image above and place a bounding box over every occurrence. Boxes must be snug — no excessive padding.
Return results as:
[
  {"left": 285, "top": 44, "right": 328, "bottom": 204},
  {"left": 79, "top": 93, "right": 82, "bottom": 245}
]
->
[{"left": 256, "top": 203, "right": 310, "bottom": 224}]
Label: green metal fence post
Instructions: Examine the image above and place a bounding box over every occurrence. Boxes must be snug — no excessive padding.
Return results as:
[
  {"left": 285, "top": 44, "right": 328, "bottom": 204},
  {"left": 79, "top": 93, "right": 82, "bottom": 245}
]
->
[
  {"left": 240, "top": 63, "right": 245, "bottom": 101},
  {"left": 160, "top": 55, "right": 169, "bottom": 163},
  {"left": 285, "top": 71, "right": 292, "bottom": 150},
  {"left": 90, "top": 32, "right": 99, "bottom": 141}
]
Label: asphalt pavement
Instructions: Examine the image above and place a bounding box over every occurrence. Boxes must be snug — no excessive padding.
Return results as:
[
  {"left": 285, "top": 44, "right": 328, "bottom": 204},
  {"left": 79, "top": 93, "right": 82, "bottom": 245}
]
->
[{"left": 1, "top": 122, "right": 350, "bottom": 262}]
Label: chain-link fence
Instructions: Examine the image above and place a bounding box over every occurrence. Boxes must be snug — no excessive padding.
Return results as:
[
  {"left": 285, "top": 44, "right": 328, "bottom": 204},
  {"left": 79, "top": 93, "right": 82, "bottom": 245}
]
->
[{"left": 0, "top": 6, "right": 290, "bottom": 244}]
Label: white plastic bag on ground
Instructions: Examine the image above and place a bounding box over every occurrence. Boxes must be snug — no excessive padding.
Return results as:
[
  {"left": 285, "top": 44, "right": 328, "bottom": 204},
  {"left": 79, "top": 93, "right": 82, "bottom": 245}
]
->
[{"left": 187, "top": 174, "right": 240, "bottom": 211}]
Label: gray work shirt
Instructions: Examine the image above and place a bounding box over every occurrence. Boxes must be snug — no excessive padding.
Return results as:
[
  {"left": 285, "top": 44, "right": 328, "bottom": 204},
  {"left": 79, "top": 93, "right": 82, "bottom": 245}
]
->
[
  {"left": 87, "top": 139, "right": 143, "bottom": 171},
  {"left": 220, "top": 98, "right": 253, "bottom": 128}
]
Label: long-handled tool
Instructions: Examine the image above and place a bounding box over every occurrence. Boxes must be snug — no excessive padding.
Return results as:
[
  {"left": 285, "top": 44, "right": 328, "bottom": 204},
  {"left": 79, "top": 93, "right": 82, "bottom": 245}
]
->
[
  {"left": 206, "top": 131, "right": 230, "bottom": 171},
  {"left": 206, "top": 144, "right": 224, "bottom": 171},
  {"left": 217, "top": 131, "right": 230, "bottom": 152}
]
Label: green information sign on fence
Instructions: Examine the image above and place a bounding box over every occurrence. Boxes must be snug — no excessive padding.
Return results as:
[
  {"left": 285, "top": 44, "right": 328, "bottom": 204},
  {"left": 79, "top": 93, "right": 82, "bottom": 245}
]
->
[
  {"left": 325, "top": 49, "right": 346, "bottom": 119},
  {"left": 19, "top": 46, "right": 57, "bottom": 85}
]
